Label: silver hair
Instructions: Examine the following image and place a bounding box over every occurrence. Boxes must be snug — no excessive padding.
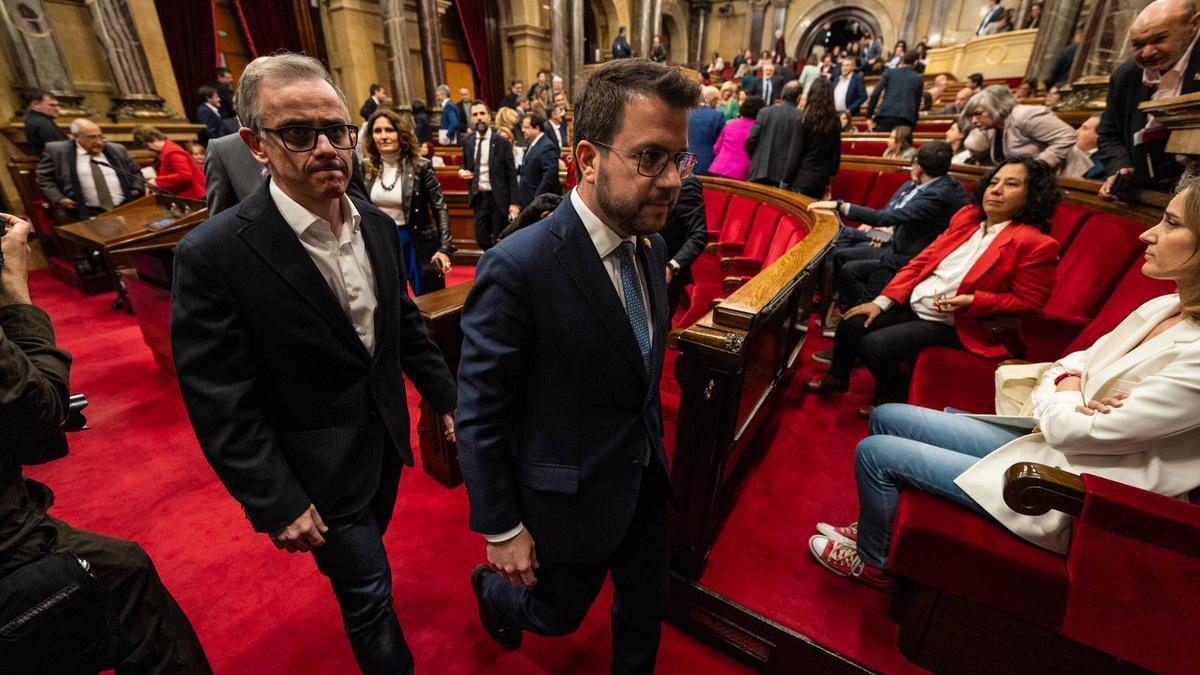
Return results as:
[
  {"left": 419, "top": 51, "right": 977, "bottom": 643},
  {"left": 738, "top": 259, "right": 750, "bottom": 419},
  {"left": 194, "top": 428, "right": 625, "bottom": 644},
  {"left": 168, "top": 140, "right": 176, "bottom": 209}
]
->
[
  {"left": 235, "top": 52, "right": 347, "bottom": 133},
  {"left": 964, "top": 85, "right": 1017, "bottom": 120}
]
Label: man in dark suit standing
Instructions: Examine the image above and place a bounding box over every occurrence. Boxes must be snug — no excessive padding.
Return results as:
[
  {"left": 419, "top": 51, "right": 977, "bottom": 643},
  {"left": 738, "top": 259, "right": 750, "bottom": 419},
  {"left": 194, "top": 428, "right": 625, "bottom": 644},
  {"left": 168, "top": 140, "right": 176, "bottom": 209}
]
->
[
  {"left": 515, "top": 111, "right": 561, "bottom": 208},
  {"left": 866, "top": 51, "right": 925, "bottom": 132},
  {"left": 458, "top": 57, "right": 699, "bottom": 672},
  {"left": 460, "top": 101, "right": 519, "bottom": 250},
  {"left": 745, "top": 81, "right": 801, "bottom": 186},
  {"left": 170, "top": 53, "right": 456, "bottom": 675},
  {"left": 36, "top": 119, "right": 144, "bottom": 221},
  {"left": 688, "top": 86, "right": 725, "bottom": 175},
  {"left": 661, "top": 174, "right": 708, "bottom": 319},
  {"left": 22, "top": 89, "right": 67, "bottom": 155},
  {"left": 1098, "top": 0, "right": 1200, "bottom": 199},
  {"left": 748, "top": 62, "right": 785, "bottom": 103}
]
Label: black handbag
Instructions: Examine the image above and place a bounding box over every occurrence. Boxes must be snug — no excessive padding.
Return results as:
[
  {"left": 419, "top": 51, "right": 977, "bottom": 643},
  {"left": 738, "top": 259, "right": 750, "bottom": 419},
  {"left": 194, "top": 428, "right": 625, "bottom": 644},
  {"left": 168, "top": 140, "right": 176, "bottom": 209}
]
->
[{"left": 0, "top": 552, "right": 127, "bottom": 673}]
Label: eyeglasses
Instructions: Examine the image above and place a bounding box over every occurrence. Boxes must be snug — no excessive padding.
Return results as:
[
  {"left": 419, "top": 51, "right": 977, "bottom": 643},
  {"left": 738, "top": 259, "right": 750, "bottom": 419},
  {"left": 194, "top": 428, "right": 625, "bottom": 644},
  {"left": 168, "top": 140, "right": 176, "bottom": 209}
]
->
[
  {"left": 260, "top": 124, "right": 358, "bottom": 152},
  {"left": 589, "top": 141, "right": 697, "bottom": 179}
]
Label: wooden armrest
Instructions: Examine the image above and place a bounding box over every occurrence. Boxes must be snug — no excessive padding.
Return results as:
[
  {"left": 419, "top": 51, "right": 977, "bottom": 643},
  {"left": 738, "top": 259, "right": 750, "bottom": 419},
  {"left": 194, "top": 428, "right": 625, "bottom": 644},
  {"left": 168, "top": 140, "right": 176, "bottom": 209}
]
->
[
  {"left": 719, "top": 257, "right": 764, "bottom": 273},
  {"left": 1003, "top": 462, "right": 1085, "bottom": 517},
  {"left": 722, "top": 276, "right": 750, "bottom": 293}
]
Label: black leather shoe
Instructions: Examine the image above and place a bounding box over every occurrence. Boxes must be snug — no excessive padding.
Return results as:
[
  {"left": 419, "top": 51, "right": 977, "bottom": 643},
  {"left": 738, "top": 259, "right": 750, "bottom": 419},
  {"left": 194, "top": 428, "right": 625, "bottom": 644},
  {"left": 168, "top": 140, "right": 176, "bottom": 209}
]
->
[{"left": 470, "top": 564, "right": 522, "bottom": 650}]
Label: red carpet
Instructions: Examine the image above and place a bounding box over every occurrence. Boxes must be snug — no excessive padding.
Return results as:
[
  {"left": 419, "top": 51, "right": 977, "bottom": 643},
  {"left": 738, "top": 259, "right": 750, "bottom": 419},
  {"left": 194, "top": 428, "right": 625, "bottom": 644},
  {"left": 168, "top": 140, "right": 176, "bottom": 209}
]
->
[{"left": 23, "top": 270, "right": 750, "bottom": 675}]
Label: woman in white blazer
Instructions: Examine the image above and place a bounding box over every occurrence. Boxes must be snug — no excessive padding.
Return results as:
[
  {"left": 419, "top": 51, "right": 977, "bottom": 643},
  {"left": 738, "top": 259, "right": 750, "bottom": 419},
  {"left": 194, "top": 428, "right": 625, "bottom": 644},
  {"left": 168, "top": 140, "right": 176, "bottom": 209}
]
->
[{"left": 807, "top": 172, "right": 1200, "bottom": 592}]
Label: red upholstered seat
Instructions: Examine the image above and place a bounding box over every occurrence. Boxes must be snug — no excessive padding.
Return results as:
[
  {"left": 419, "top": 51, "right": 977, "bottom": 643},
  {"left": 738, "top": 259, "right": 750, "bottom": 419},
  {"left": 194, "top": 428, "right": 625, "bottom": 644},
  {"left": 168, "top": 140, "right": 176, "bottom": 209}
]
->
[
  {"left": 907, "top": 347, "right": 997, "bottom": 413},
  {"left": 889, "top": 491, "right": 1069, "bottom": 630},
  {"left": 830, "top": 169, "right": 876, "bottom": 205},
  {"left": 868, "top": 172, "right": 910, "bottom": 210},
  {"left": 1041, "top": 213, "right": 1144, "bottom": 323},
  {"left": 1047, "top": 203, "right": 1092, "bottom": 247}
]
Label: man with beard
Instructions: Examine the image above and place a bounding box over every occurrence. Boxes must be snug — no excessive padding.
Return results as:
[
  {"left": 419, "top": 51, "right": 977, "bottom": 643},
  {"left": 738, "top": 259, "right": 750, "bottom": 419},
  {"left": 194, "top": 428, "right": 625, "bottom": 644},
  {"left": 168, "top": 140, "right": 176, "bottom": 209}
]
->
[
  {"left": 457, "top": 58, "right": 698, "bottom": 672},
  {"left": 170, "top": 53, "right": 457, "bottom": 674},
  {"left": 460, "top": 100, "right": 518, "bottom": 250},
  {"left": 1098, "top": 0, "right": 1200, "bottom": 198}
]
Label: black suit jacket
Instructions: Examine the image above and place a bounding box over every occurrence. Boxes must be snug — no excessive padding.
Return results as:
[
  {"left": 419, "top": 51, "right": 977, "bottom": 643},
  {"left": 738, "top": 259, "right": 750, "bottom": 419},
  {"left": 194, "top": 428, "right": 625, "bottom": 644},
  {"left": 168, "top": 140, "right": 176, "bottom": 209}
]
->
[
  {"left": 867, "top": 66, "right": 924, "bottom": 125},
  {"left": 457, "top": 196, "right": 670, "bottom": 563},
  {"left": 35, "top": 140, "right": 145, "bottom": 220},
  {"left": 516, "top": 135, "right": 560, "bottom": 207},
  {"left": 365, "top": 157, "right": 454, "bottom": 264},
  {"left": 170, "top": 182, "right": 456, "bottom": 533},
  {"left": 844, "top": 175, "right": 970, "bottom": 255},
  {"left": 462, "top": 131, "right": 518, "bottom": 211},
  {"left": 1097, "top": 51, "right": 1200, "bottom": 189},
  {"left": 661, "top": 175, "right": 708, "bottom": 285},
  {"left": 23, "top": 111, "right": 66, "bottom": 156},
  {"left": 745, "top": 103, "right": 801, "bottom": 184}
]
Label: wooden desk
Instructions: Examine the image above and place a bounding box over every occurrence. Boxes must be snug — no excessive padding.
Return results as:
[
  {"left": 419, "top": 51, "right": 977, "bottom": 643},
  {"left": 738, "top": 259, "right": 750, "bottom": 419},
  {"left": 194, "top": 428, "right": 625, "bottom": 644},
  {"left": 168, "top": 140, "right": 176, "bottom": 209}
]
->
[{"left": 58, "top": 195, "right": 205, "bottom": 312}]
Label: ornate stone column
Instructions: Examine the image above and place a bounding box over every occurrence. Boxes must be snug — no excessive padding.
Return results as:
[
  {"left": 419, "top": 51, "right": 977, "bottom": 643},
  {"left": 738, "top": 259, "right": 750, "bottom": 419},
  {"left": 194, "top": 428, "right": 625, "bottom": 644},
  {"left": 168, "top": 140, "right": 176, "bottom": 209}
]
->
[
  {"left": 1023, "top": 0, "right": 1086, "bottom": 84},
  {"left": 690, "top": 0, "right": 712, "bottom": 65},
  {"left": 551, "top": 0, "right": 569, "bottom": 88},
  {"left": 84, "top": 0, "right": 174, "bottom": 119},
  {"left": 416, "top": 0, "right": 447, "bottom": 102},
  {"left": 381, "top": 0, "right": 417, "bottom": 105},
  {"left": 1060, "top": 0, "right": 1151, "bottom": 110},
  {"left": 926, "top": 0, "right": 954, "bottom": 47},
  {"left": 0, "top": 0, "right": 93, "bottom": 116}
]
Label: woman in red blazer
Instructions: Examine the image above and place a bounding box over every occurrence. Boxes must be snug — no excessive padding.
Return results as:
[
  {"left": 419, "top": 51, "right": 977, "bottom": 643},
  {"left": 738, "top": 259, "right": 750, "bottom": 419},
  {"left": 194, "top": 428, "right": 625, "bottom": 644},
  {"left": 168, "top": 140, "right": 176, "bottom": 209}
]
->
[
  {"left": 807, "top": 156, "right": 1061, "bottom": 418},
  {"left": 132, "top": 125, "right": 206, "bottom": 201}
]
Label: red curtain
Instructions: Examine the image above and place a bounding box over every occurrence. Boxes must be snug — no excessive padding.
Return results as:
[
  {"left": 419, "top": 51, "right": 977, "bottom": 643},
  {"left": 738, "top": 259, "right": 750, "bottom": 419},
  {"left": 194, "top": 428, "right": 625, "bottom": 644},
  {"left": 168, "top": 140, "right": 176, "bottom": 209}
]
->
[
  {"left": 154, "top": 0, "right": 218, "bottom": 120},
  {"left": 455, "top": 0, "right": 492, "bottom": 105},
  {"left": 234, "top": 0, "right": 303, "bottom": 57}
]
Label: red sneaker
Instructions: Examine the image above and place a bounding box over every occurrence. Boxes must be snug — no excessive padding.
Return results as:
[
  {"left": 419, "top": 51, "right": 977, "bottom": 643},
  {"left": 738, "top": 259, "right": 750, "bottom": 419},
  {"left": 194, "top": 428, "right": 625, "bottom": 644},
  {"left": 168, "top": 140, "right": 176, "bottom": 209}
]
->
[
  {"left": 816, "top": 521, "right": 858, "bottom": 545},
  {"left": 808, "top": 535, "right": 897, "bottom": 592}
]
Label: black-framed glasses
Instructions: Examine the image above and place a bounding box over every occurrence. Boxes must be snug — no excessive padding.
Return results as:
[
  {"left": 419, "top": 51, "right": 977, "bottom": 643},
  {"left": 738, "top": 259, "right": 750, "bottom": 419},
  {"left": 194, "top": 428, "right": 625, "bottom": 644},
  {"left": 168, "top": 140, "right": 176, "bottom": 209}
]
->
[
  {"left": 590, "top": 141, "right": 697, "bottom": 179},
  {"left": 261, "top": 124, "right": 358, "bottom": 152}
]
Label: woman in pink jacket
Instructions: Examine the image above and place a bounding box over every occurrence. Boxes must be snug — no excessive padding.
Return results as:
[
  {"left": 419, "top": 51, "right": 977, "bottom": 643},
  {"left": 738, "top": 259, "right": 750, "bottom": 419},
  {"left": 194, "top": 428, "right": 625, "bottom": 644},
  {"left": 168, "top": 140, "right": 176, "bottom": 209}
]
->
[{"left": 708, "top": 96, "right": 765, "bottom": 181}]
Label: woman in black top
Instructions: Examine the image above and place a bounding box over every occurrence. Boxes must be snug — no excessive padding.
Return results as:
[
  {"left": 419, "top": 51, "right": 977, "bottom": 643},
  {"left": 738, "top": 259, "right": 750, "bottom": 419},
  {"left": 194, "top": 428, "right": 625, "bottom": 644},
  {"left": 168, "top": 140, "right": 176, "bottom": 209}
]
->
[
  {"left": 780, "top": 77, "right": 841, "bottom": 199},
  {"left": 363, "top": 108, "right": 454, "bottom": 296}
]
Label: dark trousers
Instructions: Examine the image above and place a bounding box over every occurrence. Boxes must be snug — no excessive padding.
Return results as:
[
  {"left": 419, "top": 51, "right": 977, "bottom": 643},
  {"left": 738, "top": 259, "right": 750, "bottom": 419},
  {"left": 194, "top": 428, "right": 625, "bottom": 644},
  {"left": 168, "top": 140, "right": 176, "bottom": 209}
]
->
[
  {"left": 481, "top": 469, "right": 669, "bottom": 674},
  {"left": 872, "top": 116, "right": 914, "bottom": 133},
  {"left": 310, "top": 449, "right": 413, "bottom": 675},
  {"left": 830, "top": 304, "right": 962, "bottom": 402},
  {"left": 471, "top": 191, "right": 507, "bottom": 251}
]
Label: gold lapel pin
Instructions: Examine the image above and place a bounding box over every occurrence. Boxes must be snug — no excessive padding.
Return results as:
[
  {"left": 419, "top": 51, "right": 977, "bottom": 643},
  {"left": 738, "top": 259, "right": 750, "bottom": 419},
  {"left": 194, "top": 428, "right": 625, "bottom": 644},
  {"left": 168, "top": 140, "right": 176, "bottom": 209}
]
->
[{"left": 642, "top": 236, "right": 652, "bottom": 249}]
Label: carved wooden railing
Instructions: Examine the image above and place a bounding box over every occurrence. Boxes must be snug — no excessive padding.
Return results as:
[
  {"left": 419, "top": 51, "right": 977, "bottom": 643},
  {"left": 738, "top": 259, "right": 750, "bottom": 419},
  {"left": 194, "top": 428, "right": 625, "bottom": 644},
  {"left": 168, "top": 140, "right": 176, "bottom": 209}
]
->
[{"left": 668, "top": 178, "right": 837, "bottom": 579}]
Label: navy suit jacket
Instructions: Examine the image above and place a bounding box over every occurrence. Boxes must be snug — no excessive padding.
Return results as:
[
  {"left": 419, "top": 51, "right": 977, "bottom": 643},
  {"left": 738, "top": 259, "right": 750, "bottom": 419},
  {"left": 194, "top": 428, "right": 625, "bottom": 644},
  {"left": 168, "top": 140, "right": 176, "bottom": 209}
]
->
[
  {"left": 688, "top": 106, "right": 726, "bottom": 175},
  {"left": 457, "top": 196, "right": 671, "bottom": 563},
  {"left": 516, "top": 135, "right": 560, "bottom": 207},
  {"left": 844, "top": 174, "right": 970, "bottom": 255}
]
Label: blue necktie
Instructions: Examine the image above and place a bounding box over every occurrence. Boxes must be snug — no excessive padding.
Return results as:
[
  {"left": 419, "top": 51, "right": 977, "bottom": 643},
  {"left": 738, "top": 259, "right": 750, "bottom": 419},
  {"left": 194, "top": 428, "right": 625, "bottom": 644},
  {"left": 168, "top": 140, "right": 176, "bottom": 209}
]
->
[{"left": 615, "top": 241, "right": 651, "bottom": 375}]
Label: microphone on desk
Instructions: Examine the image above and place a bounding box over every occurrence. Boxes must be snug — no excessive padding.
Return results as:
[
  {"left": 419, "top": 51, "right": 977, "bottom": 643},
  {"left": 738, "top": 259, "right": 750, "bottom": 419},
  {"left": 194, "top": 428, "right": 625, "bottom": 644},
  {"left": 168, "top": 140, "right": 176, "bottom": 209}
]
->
[{"left": 90, "top": 158, "right": 178, "bottom": 198}]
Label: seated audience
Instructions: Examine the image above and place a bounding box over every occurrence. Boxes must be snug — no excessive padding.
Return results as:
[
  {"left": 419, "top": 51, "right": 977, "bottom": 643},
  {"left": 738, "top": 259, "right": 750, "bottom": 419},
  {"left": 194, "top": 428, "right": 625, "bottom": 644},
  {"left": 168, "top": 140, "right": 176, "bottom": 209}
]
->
[
  {"left": 718, "top": 81, "right": 740, "bottom": 120},
  {"left": 195, "top": 85, "right": 227, "bottom": 145},
  {"left": 805, "top": 157, "right": 1061, "bottom": 418},
  {"left": 965, "top": 85, "right": 1077, "bottom": 169},
  {"left": 809, "top": 169, "right": 1200, "bottom": 590},
  {"left": 867, "top": 51, "right": 924, "bottom": 132},
  {"left": 746, "top": 81, "right": 802, "bottom": 186},
  {"left": 780, "top": 77, "right": 841, "bottom": 198},
  {"left": 709, "top": 96, "right": 765, "bottom": 181},
  {"left": 363, "top": 109, "right": 454, "bottom": 296},
  {"left": 834, "top": 57, "right": 868, "bottom": 117},
  {"left": 22, "top": 89, "right": 66, "bottom": 156},
  {"left": 1060, "top": 113, "right": 1106, "bottom": 179},
  {"left": 132, "top": 125, "right": 206, "bottom": 200},
  {"left": 688, "top": 86, "right": 726, "bottom": 175},
  {"left": 883, "top": 125, "right": 918, "bottom": 161},
  {"left": 36, "top": 119, "right": 144, "bottom": 220},
  {"left": 1098, "top": 0, "right": 1200, "bottom": 199}
]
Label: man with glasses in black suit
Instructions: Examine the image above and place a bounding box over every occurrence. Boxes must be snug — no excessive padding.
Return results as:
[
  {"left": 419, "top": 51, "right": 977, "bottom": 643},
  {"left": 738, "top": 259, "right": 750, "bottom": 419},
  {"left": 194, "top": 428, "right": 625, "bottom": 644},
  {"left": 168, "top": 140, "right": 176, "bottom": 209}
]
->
[{"left": 171, "top": 53, "right": 456, "bottom": 674}]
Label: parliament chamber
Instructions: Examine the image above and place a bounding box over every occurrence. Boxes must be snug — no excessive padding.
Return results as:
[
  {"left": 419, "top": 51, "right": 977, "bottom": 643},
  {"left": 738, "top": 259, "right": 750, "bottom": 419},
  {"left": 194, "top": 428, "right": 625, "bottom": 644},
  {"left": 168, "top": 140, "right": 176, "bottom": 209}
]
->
[{"left": 3, "top": 0, "right": 1200, "bottom": 673}]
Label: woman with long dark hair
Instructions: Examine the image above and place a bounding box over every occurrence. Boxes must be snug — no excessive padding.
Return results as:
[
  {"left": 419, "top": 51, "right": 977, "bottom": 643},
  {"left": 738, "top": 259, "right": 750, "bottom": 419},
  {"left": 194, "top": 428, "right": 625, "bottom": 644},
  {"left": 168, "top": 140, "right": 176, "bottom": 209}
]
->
[
  {"left": 780, "top": 76, "right": 841, "bottom": 198},
  {"left": 363, "top": 108, "right": 454, "bottom": 296}
]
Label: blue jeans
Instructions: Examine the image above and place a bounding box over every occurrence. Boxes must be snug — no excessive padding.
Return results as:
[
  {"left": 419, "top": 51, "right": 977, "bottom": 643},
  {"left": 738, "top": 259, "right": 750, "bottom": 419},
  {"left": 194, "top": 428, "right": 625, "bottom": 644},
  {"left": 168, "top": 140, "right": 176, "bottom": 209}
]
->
[
  {"left": 854, "top": 404, "right": 1026, "bottom": 568},
  {"left": 311, "top": 509, "right": 413, "bottom": 675}
]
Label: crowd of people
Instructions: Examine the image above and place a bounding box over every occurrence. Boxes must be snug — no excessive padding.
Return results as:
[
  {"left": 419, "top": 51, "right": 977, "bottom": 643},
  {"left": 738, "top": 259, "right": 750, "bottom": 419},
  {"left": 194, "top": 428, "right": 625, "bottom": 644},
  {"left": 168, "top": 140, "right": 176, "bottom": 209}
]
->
[{"left": 7, "top": 0, "right": 1200, "bottom": 670}]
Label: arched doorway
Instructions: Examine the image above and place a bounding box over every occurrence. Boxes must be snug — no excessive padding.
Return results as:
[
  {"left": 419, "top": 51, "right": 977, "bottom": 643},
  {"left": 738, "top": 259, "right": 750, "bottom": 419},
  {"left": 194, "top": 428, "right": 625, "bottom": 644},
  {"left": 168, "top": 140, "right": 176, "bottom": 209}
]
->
[{"left": 794, "top": 9, "right": 883, "bottom": 61}]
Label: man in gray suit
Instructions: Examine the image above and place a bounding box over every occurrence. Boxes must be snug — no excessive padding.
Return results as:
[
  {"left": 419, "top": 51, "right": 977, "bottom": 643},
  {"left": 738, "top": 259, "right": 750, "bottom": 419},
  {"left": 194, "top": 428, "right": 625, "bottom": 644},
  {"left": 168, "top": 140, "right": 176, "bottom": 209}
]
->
[
  {"left": 744, "top": 81, "right": 802, "bottom": 187},
  {"left": 36, "top": 119, "right": 144, "bottom": 221}
]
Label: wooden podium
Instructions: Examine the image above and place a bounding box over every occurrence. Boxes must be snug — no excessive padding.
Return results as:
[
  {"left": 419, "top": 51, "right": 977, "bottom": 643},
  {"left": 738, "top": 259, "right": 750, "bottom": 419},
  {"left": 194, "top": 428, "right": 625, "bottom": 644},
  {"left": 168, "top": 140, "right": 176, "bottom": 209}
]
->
[{"left": 57, "top": 195, "right": 206, "bottom": 312}]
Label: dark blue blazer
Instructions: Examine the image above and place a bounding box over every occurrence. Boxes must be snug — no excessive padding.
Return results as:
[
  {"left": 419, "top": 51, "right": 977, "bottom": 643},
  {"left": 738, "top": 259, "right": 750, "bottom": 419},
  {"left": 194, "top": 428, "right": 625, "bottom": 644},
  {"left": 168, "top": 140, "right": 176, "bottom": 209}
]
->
[
  {"left": 841, "top": 72, "right": 868, "bottom": 116},
  {"left": 866, "top": 66, "right": 925, "bottom": 126},
  {"left": 516, "top": 135, "right": 560, "bottom": 207},
  {"left": 688, "top": 106, "right": 726, "bottom": 175},
  {"left": 456, "top": 197, "right": 671, "bottom": 563},
  {"left": 196, "top": 104, "right": 225, "bottom": 143},
  {"left": 844, "top": 174, "right": 970, "bottom": 255}
]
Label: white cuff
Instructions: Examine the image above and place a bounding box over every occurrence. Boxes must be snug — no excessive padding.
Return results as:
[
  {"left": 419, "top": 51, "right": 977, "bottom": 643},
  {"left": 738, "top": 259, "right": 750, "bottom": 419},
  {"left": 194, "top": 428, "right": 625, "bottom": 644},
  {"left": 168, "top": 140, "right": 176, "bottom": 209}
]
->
[
  {"left": 483, "top": 522, "right": 524, "bottom": 544},
  {"left": 872, "top": 296, "right": 895, "bottom": 311}
]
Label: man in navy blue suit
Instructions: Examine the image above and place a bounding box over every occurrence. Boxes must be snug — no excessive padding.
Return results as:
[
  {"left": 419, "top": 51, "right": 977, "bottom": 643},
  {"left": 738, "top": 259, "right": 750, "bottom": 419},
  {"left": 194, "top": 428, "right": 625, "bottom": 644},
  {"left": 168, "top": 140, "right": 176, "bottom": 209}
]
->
[
  {"left": 458, "top": 57, "right": 700, "bottom": 672},
  {"left": 687, "top": 85, "right": 725, "bottom": 175},
  {"left": 515, "top": 111, "right": 561, "bottom": 208}
]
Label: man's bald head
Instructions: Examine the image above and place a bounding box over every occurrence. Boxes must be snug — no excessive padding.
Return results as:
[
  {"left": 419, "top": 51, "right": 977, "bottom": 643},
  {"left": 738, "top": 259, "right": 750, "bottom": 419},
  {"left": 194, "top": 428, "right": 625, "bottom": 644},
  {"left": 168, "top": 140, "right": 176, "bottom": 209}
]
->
[{"left": 1130, "top": 0, "right": 1200, "bottom": 71}]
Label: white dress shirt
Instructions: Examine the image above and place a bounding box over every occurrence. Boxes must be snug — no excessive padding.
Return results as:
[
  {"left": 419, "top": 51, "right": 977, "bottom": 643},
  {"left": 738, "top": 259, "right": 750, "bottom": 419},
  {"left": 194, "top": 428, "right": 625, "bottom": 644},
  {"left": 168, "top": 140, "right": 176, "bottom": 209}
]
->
[
  {"left": 834, "top": 75, "right": 851, "bottom": 112},
  {"left": 484, "top": 188, "right": 654, "bottom": 544},
  {"left": 475, "top": 130, "right": 493, "bottom": 192},
  {"left": 75, "top": 146, "right": 126, "bottom": 209},
  {"left": 873, "top": 220, "right": 1010, "bottom": 324},
  {"left": 270, "top": 180, "right": 378, "bottom": 354}
]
